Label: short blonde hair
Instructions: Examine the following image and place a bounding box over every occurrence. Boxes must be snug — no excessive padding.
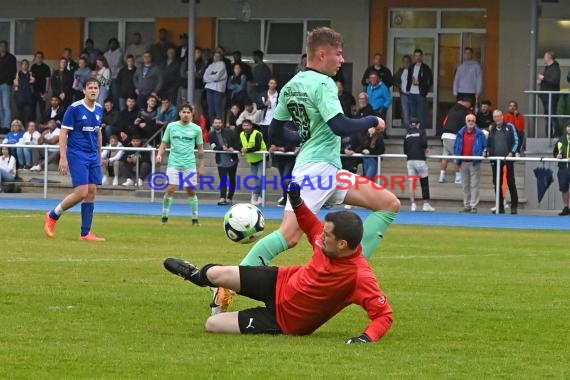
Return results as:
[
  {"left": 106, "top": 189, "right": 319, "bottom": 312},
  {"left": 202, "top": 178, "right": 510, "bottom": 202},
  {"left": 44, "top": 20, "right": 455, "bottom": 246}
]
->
[
  {"left": 306, "top": 27, "right": 343, "bottom": 59},
  {"left": 11, "top": 119, "right": 23, "bottom": 131}
]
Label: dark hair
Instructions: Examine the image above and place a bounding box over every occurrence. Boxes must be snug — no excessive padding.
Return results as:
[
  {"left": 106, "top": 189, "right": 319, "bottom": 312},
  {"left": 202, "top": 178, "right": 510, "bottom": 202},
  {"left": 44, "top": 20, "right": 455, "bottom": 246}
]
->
[
  {"left": 108, "top": 37, "right": 120, "bottom": 47},
  {"left": 109, "top": 134, "right": 118, "bottom": 140},
  {"left": 35, "top": 51, "right": 44, "bottom": 57},
  {"left": 84, "top": 77, "right": 101, "bottom": 89},
  {"left": 252, "top": 49, "right": 264, "bottom": 59},
  {"left": 413, "top": 48, "right": 423, "bottom": 55},
  {"left": 464, "top": 47, "right": 473, "bottom": 53},
  {"left": 104, "top": 98, "right": 113, "bottom": 104},
  {"left": 324, "top": 211, "right": 363, "bottom": 250},
  {"left": 179, "top": 103, "right": 194, "bottom": 112},
  {"left": 481, "top": 99, "right": 492, "bottom": 106},
  {"left": 402, "top": 54, "right": 412, "bottom": 62},
  {"left": 125, "top": 54, "right": 134, "bottom": 60},
  {"left": 85, "top": 38, "right": 94, "bottom": 44},
  {"left": 241, "top": 119, "right": 253, "bottom": 126}
]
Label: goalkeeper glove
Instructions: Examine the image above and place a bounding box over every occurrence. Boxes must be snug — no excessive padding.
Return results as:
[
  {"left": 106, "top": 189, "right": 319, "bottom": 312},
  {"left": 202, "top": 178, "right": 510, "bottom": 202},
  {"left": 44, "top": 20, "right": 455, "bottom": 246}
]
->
[
  {"left": 345, "top": 333, "right": 372, "bottom": 344},
  {"left": 284, "top": 179, "right": 303, "bottom": 210}
]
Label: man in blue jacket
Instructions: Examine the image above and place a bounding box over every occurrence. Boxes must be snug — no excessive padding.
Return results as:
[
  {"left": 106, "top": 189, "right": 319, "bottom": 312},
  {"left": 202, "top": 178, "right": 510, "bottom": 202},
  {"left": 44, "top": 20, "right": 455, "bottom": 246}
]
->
[{"left": 454, "top": 114, "right": 487, "bottom": 213}]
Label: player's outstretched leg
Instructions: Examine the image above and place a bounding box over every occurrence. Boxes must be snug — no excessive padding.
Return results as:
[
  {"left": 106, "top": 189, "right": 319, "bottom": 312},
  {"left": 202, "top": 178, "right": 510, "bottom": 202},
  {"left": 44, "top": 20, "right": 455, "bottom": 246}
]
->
[{"left": 344, "top": 177, "right": 400, "bottom": 259}]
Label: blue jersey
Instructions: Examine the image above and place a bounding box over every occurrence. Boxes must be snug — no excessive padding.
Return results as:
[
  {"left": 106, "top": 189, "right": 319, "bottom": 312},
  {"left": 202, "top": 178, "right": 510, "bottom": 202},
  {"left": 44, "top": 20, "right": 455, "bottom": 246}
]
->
[{"left": 62, "top": 100, "right": 103, "bottom": 159}]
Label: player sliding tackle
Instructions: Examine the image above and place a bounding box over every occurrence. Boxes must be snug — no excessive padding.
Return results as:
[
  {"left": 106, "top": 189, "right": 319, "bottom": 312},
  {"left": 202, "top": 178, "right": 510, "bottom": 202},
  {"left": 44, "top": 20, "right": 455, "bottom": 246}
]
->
[
  {"left": 211, "top": 27, "right": 400, "bottom": 314},
  {"left": 164, "top": 181, "right": 393, "bottom": 343}
]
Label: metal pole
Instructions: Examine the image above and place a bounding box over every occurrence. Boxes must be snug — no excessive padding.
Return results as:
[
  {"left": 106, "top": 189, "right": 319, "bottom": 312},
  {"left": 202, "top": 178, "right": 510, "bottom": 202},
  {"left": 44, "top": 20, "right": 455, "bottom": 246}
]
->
[
  {"left": 376, "top": 155, "right": 381, "bottom": 185},
  {"left": 261, "top": 151, "right": 266, "bottom": 207},
  {"left": 529, "top": 0, "right": 538, "bottom": 134},
  {"left": 548, "top": 91, "right": 552, "bottom": 139},
  {"left": 494, "top": 158, "right": 501, "bottom": 214},
  {"left": 187, "top": 0, "right": 196, "bottom": 106},
  {"left": 150, "top": 148, "right": 156, "bottom": 203},
  {"left": 43, "top": 146, "right": 48, "bottom": 199}
]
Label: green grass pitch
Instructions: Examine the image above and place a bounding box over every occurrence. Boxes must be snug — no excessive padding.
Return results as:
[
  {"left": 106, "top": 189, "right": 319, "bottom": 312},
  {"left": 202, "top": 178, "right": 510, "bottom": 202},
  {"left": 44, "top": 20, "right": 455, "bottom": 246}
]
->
[{"left": 1, "top": 211, "right": 569, "bottom": 379}]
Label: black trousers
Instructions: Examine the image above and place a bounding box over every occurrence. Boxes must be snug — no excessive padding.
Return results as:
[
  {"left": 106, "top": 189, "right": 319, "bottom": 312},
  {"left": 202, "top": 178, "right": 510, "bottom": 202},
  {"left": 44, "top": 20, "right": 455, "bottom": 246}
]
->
[
  {"left": 218, "top": 164, "right": 238, "bottom": 200},
  {"left": 491, "top": 161, "right": 519, "bottom": 211}
]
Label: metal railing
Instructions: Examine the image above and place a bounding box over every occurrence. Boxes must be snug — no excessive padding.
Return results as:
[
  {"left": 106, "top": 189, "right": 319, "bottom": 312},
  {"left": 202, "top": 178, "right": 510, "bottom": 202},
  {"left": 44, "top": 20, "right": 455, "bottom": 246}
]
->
[
  {"left": 524, "top": 90, "right": 570, "bottom": 139},
  {"left": 1, "top": 142, "right": 568, "bottom": 213}
]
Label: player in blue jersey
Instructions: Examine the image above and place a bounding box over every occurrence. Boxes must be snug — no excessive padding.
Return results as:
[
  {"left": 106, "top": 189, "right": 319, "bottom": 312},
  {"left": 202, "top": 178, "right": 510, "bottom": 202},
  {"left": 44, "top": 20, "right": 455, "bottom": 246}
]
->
[{"left": 44, "top": 78, "right": 106, "bottom": 241}]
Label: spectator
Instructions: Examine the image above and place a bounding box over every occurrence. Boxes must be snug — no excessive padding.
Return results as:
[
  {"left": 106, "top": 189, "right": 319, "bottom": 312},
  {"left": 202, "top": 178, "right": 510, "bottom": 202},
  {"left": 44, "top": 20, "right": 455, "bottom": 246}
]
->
[
  {"left": 269, "top": 121, "right": 298, "bottom": 207},
  {"left": 120, "top": 134, "right": 152, "bottom": 187},
  {"left": 355, "top": 92, "right": 373, "bottom": 118},
  {"left": 17, "top": 121, "right": 41, "bottom": 169},
  {"left": 236, "top": 99, "right": 263, "bottom": 129},
  {"left": 365, "top": 72, "right": 391, "bottom": 119},
  {"left": 125, "top": 32, "right": 146, "bottom": 67},
  {"left": 256, "top": 78, "right": 279, "bottom": 145},
  {"left": 62, "top": 48, "right": 78, "bottom": 73},
  {"left": 134, "top": 94, "right": 158, "bottom": 142},
  {"left": 404, "top": 117, "right": 434, "bottom": 212},
  {"left": 453, "top": 47, "right": 483, "bottom": 107},
  {"left": 485, "top": 110, "right": 519, "bottom": 214},
  {"left": 103, "top": 38, "right": 124, "bottom": 106},
  {"left": 32, "top": 118, "right": 60, "bottom": 171},
  {"left": 176, "top": 33, "right": 188, "bottom": 61},
  {"left": 337, "top": 81, "right": 356, "bottom": 116},
  {"left": 407, "top": 49, "right": 433, "bottom": 128},
  {"left": 160, "top": 47, "right": 181, "bottom": 103},
  {"left": 251, "top": 50, "right": 271, "bottom": 97},
  {"left": 203, "top": 49, "right": 228, "bottom": 124},
  {"left": 0, "top": 40, "right": 17, "bottom": 133},
  {"left": 133, "top": 51, "right": 163, "bottom": 110},
  {"left": 537, "top": 50, "right": 561, "bottom": 137},
  {"left": 239, "top": 119, "right": 266, "bottom": 205},
  {"left": 94, "top": 56, "right": 111, "bottom": 105},
  {"left": 554, "top": 122, "right": 570, "bottom": 215},
  {"left": 295, "top": 53, "right": 307, "bottom": 74},
  {"left": 101, "top": 134, "right": 124, "bottom": 186},
  {"left": 226, "top": 103, "right": 241, "bottom": 130},
  {"left": 0, "top": 147, "right": 16, "bottom": 191},
  {"left": 101, "top": 99, "right": 119, "bottom": 145},
  {"left": 72, "top": 57, "right": 92, "bottom": 102},
  {"left": 440, "top": 97, "right": 473, "bottom": 184},
  {"left": 149, "top": 28, "right": 175, "bottom": 66},
  {"left": 231, "top": 51, "right": 253, "bottom": 82},
  {"left": 13, "top": 59, "right": 34, "bottom": 125},
  {"left": 80, "top": 38, "right": 101, "bottom": 70},
  {"left": 30, "top": 51, "right": 51, "bottom": 123},
  {"left": 180, "top": 46, "right": 207, "bottom": 113},
  {"left": 394, "top": 54, "right": 412, "bottom": 128},
  {"left": 43, "top": 96, "right": 66, "bottom": 127},
  {"left": 476, "top": 99, "right": 493, "bottom": 132},
  {"left": 361, "top": 53, "right": 393, "bottom": 89},
  {"left": 354, "top": 127, "right": 385, "bottom": 181},
  {"left": 227, "top": 63, "right": 248, "bottom": 109},
  {"left": 115, "top": 55, "right": 137, "bottom": 111},
  {"left": 454, "top": 114, "right": 487, "bottom": 213},
  {"left": 51, "top": 57, "right": 74, "bottom": 108},
  {"left": 2, "top": 119, "right": 25, "bottom": 145},
  {"left": 117, "top": 96, "right": 139, "bottom": 146},
  {"left": 209, "top": 116, "right": 240, "bottom": 205},
  {"left": 155, "top": 97, "right": 178, "bottom": 130},
  {"left": 503, "top": 100, "right": 525, "bottom": 155}
]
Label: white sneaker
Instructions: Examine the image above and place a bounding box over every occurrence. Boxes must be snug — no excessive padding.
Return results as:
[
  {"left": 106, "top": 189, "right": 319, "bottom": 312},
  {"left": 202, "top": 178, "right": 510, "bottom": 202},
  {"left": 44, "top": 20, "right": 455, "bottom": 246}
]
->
[
  {"left": 122, "top": 178, "right": 134, "bottom": 186},
  {"left": 343, "top": 204, "right": 352, "bottom": 209},
  {"left": 454, "top": 174, "right": 462, "bottom": 184},
  {"left": 30, "top": 164, "right": 41, "bottom": 172},
  {"left": 411, "top": 202, "right": 417, "bottom": 212},
  {"left": 491, "top": 206, "right": 497, "bottom": 212},
  {"left": 438, "top": 173, "right": 446, "bottom": 183},
  {"left": 102, "top": 176, "right": 109, "bottom": 185},
  {"left": 112, "top": 177, "right": 119, "bottom": 186},
  {"left": 422, "top": 202, "right": 435, "bottom": 212},
  {"left": 137, "top": 178, "right": 143, "bottom": 187}
]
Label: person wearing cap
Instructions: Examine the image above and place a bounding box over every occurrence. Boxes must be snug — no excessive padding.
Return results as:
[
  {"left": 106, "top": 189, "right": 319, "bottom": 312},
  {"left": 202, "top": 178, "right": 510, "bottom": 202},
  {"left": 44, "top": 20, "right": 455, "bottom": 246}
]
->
[{"left": 404, "top": 118, "right": 434, "bottom": 212}]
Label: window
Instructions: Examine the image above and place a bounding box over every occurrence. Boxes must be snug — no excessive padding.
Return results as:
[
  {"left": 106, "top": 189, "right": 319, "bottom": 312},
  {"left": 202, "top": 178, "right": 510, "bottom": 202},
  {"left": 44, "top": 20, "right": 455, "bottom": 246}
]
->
[
  {"left": 265, "top": 21, "right": 303, "bottom": 55},
  {"left": 86, "top": 19, "right": 154, "bottom": 52},
  {"left": 538, "top": 18, "right": 570, "bottom": 58},
  {"left": 390, "top": 10, "right": 437, "bottom": 29},
  {"left": 441, "top": 11, "right": 487, "bottom": 29},
  {"left": 0, "top": 19, "right": 36, "bottom": 56},
  {"left": 217, "top": 19, "right": 261, "bottom": 55}
]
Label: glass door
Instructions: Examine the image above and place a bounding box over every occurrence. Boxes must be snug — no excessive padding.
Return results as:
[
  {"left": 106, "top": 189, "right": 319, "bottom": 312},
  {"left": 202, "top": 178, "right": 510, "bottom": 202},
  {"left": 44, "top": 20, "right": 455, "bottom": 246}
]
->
[{"left": 388, "top": 32, "right": 437, "bottom": 136}]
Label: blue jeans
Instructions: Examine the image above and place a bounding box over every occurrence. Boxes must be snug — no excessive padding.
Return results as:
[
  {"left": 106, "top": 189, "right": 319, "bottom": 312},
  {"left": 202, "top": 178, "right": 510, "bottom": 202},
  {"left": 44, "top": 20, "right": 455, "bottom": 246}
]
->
[
  {"left": 206, "top": 89, "right": 224, "bottom": 124},
  {"left": 409, "top": 94, "right": 426, "bottom": 126},
  {"left": 400, "top": 94, "right": 411, "bottom": 128},
  {"left": 363, "top": 157, "right": 378, "bottom": 180},
  {"left": 250, "top": 161, "right": 263, "bottom": 196},
  {"left": 0, "top": 167, "right": 15, "bottom": 183},
  {"left": 0, "top": 84, "right": 13, "bottom": 130}
]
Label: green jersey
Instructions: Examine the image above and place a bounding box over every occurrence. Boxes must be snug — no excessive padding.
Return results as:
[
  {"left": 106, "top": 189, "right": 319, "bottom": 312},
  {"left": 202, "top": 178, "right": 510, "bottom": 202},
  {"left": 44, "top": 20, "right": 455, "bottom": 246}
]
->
[
  {"left": 273, "top": 69, "right": 344, "bottom": 168},
  {"left": 162, "top": 121, "right": 203, "bottom": 169}
]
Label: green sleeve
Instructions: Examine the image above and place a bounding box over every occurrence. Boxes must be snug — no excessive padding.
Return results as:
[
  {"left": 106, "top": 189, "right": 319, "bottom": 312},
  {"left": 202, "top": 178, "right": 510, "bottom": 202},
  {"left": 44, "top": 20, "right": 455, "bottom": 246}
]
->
[
  {"left": 162, "top": 124, "right": 171, "bottom": 143},
  {"left": 273, "top": 91, "right": 291, "bottom": 121},
  {"left": 195, "top": 125, "right": 203, "bottom": 145},
  {"left": 316, "top": 80, "right": 344, "bottom": 123}
]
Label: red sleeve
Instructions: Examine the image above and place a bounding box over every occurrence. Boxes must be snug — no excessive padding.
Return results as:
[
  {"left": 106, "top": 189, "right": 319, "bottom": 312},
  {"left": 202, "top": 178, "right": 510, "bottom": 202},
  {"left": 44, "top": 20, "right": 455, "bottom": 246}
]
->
[
  {"left": 294, "top": 201, "right": 323, "bottom": 245},
  {"left": 352, "top": 268, "right": 393, "bottom": 342}
]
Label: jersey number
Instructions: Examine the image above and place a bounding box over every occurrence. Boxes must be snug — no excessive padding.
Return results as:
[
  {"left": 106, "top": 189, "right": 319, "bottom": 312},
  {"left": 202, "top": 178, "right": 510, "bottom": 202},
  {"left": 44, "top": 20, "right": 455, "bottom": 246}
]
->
[{"left": 287, "top": 103, "right": 311, "bottom": 143}]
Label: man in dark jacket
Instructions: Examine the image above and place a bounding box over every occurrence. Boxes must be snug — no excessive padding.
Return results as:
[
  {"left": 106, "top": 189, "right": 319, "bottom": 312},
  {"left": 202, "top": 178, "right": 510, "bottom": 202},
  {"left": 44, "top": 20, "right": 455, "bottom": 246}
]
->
[
  {"left": 537, "top": 51, "right": 561, "bottom": 137},
  {"left": 361, "top": 53, "right": 393, "bottom": 89},
  {"left": 440, "top": 97, "right": 473, "bottom": 184},
  {"left": 553, "top": 122, "right": 570, "bottom": 215},
  {"left": 404, "top": 118, "right": 434, "bottom": 212},
  {"left": 485, "top": 110, "right": 519, "bottom": 214},
  {"left": 0, "top": 40, "right": 17, "bottom": 133},
  {"left": 115, "top": 55, "right": 137, "bottom": 111},
  {"left": 209, "top": 116, "right": 240, "bottom": 205},
  {"left": 407, "top": 49, "right": 433, "bottom": 129}
]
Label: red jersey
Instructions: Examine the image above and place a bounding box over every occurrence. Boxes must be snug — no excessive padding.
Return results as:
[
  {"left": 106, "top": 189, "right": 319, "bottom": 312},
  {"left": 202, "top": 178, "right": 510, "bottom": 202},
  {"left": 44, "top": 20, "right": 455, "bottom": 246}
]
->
[
  {"left": 503, "top": 112, "right": 525, "bottom": 133},
  {"left": 275, "top": 203, "right": 393, "bottom": 341}
]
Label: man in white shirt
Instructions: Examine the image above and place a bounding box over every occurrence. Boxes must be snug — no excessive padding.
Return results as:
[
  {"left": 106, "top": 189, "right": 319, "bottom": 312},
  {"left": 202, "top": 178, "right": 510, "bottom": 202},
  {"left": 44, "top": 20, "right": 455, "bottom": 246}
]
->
[{"left": 32, "top": 118, "right": 60, "bottom": 171}]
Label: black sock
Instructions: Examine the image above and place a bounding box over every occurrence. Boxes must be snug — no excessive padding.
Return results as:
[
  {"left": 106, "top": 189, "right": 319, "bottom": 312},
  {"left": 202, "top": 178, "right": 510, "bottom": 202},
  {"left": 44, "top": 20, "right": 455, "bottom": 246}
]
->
[{"left": 193, "top": 263, "right": 220, "bottom": 287}]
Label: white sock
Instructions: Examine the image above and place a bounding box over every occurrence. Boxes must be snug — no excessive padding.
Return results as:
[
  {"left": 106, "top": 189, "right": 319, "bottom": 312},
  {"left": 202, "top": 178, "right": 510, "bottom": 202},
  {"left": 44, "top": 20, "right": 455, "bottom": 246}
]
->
[{"left": 54, "top": 203, "right": 64, "bottom": 216}]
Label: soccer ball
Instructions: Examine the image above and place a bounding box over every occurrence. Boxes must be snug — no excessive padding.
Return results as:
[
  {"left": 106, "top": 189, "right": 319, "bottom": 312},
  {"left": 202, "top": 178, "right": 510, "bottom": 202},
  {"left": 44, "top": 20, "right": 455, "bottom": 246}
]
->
[{"left": 223, "top": 203, "right": 265, "bottom": 244}]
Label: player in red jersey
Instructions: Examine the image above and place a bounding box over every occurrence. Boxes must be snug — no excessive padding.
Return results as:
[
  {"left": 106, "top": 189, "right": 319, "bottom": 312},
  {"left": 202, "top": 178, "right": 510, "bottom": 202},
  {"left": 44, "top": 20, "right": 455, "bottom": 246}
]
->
[{"left": 164, "top": 182, "right": 393, "bottom": 343}]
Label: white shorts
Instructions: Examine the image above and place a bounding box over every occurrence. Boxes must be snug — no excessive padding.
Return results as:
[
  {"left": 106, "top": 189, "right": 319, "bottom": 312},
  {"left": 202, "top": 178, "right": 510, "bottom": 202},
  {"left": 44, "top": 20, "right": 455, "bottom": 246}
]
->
[
  {"left": 407, "top": 160, "right": 429, "bottom": 178},
  {"left": 166, "top": 167, "right": 197, "bottom": 188},
  {"left": 284, "top": 162, "right": 356, "bottom": 212}
]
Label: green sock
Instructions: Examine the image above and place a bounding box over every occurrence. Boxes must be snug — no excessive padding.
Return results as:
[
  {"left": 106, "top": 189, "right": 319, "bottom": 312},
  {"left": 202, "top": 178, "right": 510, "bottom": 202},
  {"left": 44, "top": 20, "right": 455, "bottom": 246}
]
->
[
  {"left": 162, "top": 195, "right": 173, "bottom": 218},
  {"left": 188, "top": 195, "right": 199, "bottom": 219},
  {"left": 362, "top": 211, "right": 397, "bottom": 260},
  {"left": 240, "top": 230, "right": 288, "bottom": 266}
]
